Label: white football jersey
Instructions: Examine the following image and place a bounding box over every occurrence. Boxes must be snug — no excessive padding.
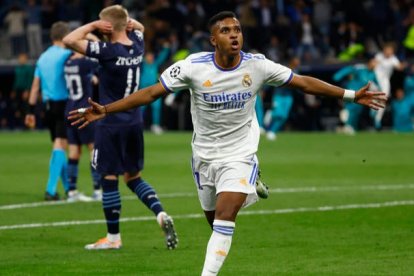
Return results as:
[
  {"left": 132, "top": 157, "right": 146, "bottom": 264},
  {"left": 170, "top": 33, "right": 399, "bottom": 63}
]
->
[
  {"left": 374, "top": 52, "right": 400, "bottom": 94},
  {"left": 160, "top": 51, "right": 292, "bottom": 162}
]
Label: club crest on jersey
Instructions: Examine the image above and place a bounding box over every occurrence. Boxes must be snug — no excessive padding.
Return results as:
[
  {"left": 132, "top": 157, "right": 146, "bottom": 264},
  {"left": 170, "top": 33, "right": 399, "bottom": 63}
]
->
[
  {"left": 242, "top": 74, "right": 252, "bottom": 87},
  {"left": 170, "top": 66, "right": 181, "bottom": 78}
]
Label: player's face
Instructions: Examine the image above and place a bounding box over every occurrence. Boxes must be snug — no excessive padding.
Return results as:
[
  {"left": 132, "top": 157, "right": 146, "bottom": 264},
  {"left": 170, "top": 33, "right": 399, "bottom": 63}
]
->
[{"left": 211, "top": 17, "right": 243, "bottom": 56}]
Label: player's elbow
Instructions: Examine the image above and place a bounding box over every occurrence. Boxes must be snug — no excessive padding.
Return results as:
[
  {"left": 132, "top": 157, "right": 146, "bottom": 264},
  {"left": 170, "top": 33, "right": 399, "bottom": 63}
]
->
[{"left": 62, "top": 35, "right": 76, "bottom": 49}]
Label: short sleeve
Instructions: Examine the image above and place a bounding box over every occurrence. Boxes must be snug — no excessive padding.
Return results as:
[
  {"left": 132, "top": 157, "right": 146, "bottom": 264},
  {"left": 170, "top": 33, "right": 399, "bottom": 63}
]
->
[
  {"left": 262, "top": 58, "right": 293, "bottom": 87},
  {"left": 159, "top": 60, "right": 191, "bottom": 93},
  {"left": 392, "top": 57, "right": 401, "bottom": 68},
  {"left": 86, "top": 41, "right": 111, "bottom": 59},
  {"left": 34, "top": 65, "right": 40, "bottom": 78}
]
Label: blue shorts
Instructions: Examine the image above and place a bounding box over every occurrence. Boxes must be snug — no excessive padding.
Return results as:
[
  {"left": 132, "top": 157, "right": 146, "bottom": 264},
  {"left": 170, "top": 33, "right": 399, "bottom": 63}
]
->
[
  {"left": 67, "top": 123, "right": 95, "bottom": 145},
  {"left": 93, "top": 124, "right": 144, "bottom": 175}
]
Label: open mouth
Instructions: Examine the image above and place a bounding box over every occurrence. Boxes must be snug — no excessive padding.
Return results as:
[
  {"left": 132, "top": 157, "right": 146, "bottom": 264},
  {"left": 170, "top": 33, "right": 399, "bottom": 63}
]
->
[{"left": 231, "top": 40, "right": 239, "bottom": 50}]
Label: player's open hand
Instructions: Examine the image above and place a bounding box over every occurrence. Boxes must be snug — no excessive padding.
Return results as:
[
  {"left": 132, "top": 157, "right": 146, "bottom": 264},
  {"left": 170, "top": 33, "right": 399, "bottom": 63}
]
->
[
  {"left": 94, "top": 20, "right": 113, "bottom": 34},
  {"left": 354, "top": 83, "right": 388, "bottom": 110},
  {"left": 68, "top": 98, "right": 106, "bottom": 129},
  {"left": 24, "top": 114, "right": 36, "bottom": 129}
]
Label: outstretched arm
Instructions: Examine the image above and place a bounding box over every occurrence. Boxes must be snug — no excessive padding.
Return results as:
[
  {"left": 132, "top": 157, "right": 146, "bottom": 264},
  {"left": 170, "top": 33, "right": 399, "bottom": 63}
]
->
[
  {"left": 68, "top": 82, "right": 168, "bottom": 128},
  {"left": 63, "top": 20, "right": 113, "bottom": 54},
  {"left": 287, "top": 74, "right": 387, "bottom": 110}
]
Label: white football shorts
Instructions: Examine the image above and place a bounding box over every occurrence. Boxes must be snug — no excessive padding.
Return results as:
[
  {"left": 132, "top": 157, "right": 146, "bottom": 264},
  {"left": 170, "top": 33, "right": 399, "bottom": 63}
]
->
[{"left": 191, "top": 154, "right": 260, "bottom": 211}]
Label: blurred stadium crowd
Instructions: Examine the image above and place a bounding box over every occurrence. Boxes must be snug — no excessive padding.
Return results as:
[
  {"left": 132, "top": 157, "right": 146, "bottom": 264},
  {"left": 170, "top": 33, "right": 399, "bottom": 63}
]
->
[{"left": 0, "top": 0, "right": 413, "bottom": 133}]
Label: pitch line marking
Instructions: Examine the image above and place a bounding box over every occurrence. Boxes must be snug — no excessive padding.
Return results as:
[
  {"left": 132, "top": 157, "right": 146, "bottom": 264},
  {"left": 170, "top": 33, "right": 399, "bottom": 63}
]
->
[
  {"left": 1, "top": 183, "right": 414, "bottom": 211},
  {"left": 1, "top": 200, "right": 414, "bottom": 231}
]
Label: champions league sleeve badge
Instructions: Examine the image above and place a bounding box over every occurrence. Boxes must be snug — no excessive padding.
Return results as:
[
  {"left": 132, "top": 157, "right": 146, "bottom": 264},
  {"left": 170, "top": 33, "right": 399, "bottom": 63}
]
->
[{"left": 170, "top": 66, "right": 181, "bottom": 78}]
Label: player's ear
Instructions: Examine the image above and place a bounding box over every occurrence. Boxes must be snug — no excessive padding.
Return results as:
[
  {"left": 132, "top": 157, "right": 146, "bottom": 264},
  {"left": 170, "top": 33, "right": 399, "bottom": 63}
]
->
[{"left": 210, "top": 35, "right": 216, "bottom": 47}]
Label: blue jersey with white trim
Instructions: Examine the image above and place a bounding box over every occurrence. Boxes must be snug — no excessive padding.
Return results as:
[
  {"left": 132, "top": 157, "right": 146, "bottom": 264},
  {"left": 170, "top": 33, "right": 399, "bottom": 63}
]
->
[
  {"left": 160, "top": 51, "right": 292, "bottom": 162},
  {"left": 64, "top": 56, "right": 99, "bottom": 114},
  {"left": 86, "top": 31, "right": 144, "bottom": 126}
]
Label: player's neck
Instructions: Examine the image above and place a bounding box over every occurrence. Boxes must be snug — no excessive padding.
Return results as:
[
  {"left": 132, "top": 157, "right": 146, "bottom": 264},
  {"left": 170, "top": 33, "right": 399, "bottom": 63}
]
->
[
  {"left": 53, "top": 41, "right": 65, "bottom": 48},
  {"left": 214, "top": 52, "right": 241, "bottom": 69},
  {"left": 110, "top": 31, "right": 132, "bottom": 46}
]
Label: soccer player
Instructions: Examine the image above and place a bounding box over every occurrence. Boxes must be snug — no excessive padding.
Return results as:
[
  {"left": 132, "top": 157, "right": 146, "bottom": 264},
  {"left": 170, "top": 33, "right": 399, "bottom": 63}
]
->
[
  {"left": 140, "top": 44, "right": 170, "bottom": 135},
  {"left": 333, "top": 57, "right": 380, "bottom": 134},
  {"left": 373, "top": 43, "right": 404, "bottom": 130},
  {"left": 64, "top": 50, "right": 101, "bottom": 201},
  {"left": 265, "top": 56, "right": 301, "bottom": 141},
  {"left": 69, "top": 11, "right": 387, "bottom": 275},
  {"left": 25, "top": 21, "right": 72, "bottom": 201},
  {"left": 63, "top": 5, "right": 178, "bottom": 250}
]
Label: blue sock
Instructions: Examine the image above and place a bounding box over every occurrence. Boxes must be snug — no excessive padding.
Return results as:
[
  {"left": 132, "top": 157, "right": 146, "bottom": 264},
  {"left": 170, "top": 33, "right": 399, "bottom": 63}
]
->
[
  {"left": 90, "top": 163, "right": 101, "bottom": 190},
  {"left": 46, "top": 149, "right": 67, "bottom": 196},
  {"left": 127, "top": 178, "right": 164, "bottom": 216},
  {"left": 102, "top": 178, "right": 121, "bottom": 234},
  {"left": 61, "top": 158, "right": 69, "bottom": 192},
  {"left": 68, "top": 159, "right": 79, "bottom": 191}
]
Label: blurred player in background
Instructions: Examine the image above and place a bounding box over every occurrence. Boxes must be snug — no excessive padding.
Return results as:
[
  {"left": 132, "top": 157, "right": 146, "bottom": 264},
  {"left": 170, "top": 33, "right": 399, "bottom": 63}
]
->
[
  {"left": 63, "top": 5, "right": 177, "bottom": 250},
  {"left": 140, "top": 43, "right": 170, "bottom": 134},
  {"left": 25, "top": 21, "right": 72, "bottom": 201},
  {"left": 333, "top": 57, "right": 380, "bottom": 134},
  {"left": 391, "top": 87, "right": 413, "bottom": 132},
  {"left": 373, "top": 43, "right": 404, "bottom": 130},
  {"left": 265, "top": 56, "right": 301, "bottom": 140},
  {"left": 69, "top": 11, "right": 386, "bottom": 275},
  {"left": 64, "top": 48, "right": 101, "bottom": 202}
]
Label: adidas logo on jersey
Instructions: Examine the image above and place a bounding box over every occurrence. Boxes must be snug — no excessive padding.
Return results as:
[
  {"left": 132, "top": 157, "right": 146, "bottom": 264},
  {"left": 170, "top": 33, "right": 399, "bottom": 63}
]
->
[{"left": 202, "top": 80, "right": 213, "bottom": 87}]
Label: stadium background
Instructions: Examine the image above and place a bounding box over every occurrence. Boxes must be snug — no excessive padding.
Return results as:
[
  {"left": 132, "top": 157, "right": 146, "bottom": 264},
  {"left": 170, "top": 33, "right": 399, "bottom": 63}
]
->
[{"left": 0, "top": 0, "right": 413, "bottom": 132}]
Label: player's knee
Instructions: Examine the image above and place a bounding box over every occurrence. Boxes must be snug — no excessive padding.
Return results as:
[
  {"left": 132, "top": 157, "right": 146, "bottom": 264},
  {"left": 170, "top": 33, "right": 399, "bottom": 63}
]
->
[{"left": 214, "top": 207, "right": 239, "bottom": 221}]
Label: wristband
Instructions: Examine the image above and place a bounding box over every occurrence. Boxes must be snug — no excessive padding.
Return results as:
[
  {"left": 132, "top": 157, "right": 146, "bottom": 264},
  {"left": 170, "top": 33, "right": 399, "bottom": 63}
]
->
[{"left": 343, "top": 89, "right": 355, "bottom": 102}]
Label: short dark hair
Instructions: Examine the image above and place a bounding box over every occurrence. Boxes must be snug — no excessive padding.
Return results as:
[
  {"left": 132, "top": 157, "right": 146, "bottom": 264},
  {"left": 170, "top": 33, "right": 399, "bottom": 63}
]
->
[
  {"left": 50, "top": 21, "right": 70, "bottom": 41},
  {"left": 207, "top": 11, "right": 237, "bottom": 32}
]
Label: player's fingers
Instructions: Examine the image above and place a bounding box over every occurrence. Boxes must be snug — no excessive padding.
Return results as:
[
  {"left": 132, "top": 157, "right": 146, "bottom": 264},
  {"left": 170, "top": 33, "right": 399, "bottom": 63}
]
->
[
  {"left": 78, "top": 120, "right": 90, "bottom": 129},
  {"left": 67, "top": 113, "right": 82, "bottom": 120},
  {"left": 71, "top": 117, "right": 84, "bottom": 126}
]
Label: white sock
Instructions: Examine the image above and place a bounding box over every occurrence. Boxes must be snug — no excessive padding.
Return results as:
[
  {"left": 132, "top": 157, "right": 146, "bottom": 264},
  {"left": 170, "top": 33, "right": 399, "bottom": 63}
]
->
[
  {"left": 201, "top": 220, "right": 235, "bottom": 276},
  {"left": 107, "top": 233, "right": 121, "bottom": 242},
  {"left": 156, "top": 211, "right": 167, "bottom": 226}
]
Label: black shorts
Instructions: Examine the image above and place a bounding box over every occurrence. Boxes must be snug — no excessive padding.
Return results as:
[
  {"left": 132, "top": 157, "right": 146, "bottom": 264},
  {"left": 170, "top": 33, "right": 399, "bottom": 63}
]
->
[
  {"left": 92, "top": 124, "right": 144, "bottom": 175},
  {"left": 44, "top": 100, "right": 67, "bottom": 142}
]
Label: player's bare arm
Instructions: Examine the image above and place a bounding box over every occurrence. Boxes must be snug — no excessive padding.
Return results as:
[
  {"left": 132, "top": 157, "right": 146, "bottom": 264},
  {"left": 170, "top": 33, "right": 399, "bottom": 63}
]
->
[
  {"left": 25, "top": 76, "right": 41, "bottom": 128},
  {"left": 288, "top": 74, "right": 387, "bottom": 110},
  {"left": 63, "top": 20, "right": 113, "bottom": 54},
  {"left": 127, "top": 18, "right": 144, "bottom": 33},
  {"left": 68, "top": 82, "right": 168, "bottom": 129}
]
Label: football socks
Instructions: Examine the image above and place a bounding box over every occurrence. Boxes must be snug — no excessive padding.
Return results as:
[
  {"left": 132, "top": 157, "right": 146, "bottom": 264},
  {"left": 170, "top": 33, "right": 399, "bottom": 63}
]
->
[
  {"left": 45, "top": 149, "right": 67, "bottom": 196},
  {"left": 127, "top": 178, "right": 164, "bottom": 216},
  {"left": 101, "top": 178, "right": 121, "bottom": 234},
  {"left": 202, "top": 220, "right": 235, "bottom": 275}
]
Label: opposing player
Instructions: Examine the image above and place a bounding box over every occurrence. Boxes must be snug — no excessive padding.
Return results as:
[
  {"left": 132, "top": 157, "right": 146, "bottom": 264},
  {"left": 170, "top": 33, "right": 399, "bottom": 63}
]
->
[
  {"left": 64, "top": 49, "right": 101, "bottom": 201},
  {"left": 63, "top": 5, "right": 177, "bottom": 250},
  {"left": 69, "top": 11, "right": 387, "bottom": 275}
]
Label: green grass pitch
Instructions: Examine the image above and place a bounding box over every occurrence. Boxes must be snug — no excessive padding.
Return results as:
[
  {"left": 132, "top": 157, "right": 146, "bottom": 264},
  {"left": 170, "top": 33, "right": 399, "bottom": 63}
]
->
[{"left": 0, "top": 131, "right": 413, "bottom": 275}]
